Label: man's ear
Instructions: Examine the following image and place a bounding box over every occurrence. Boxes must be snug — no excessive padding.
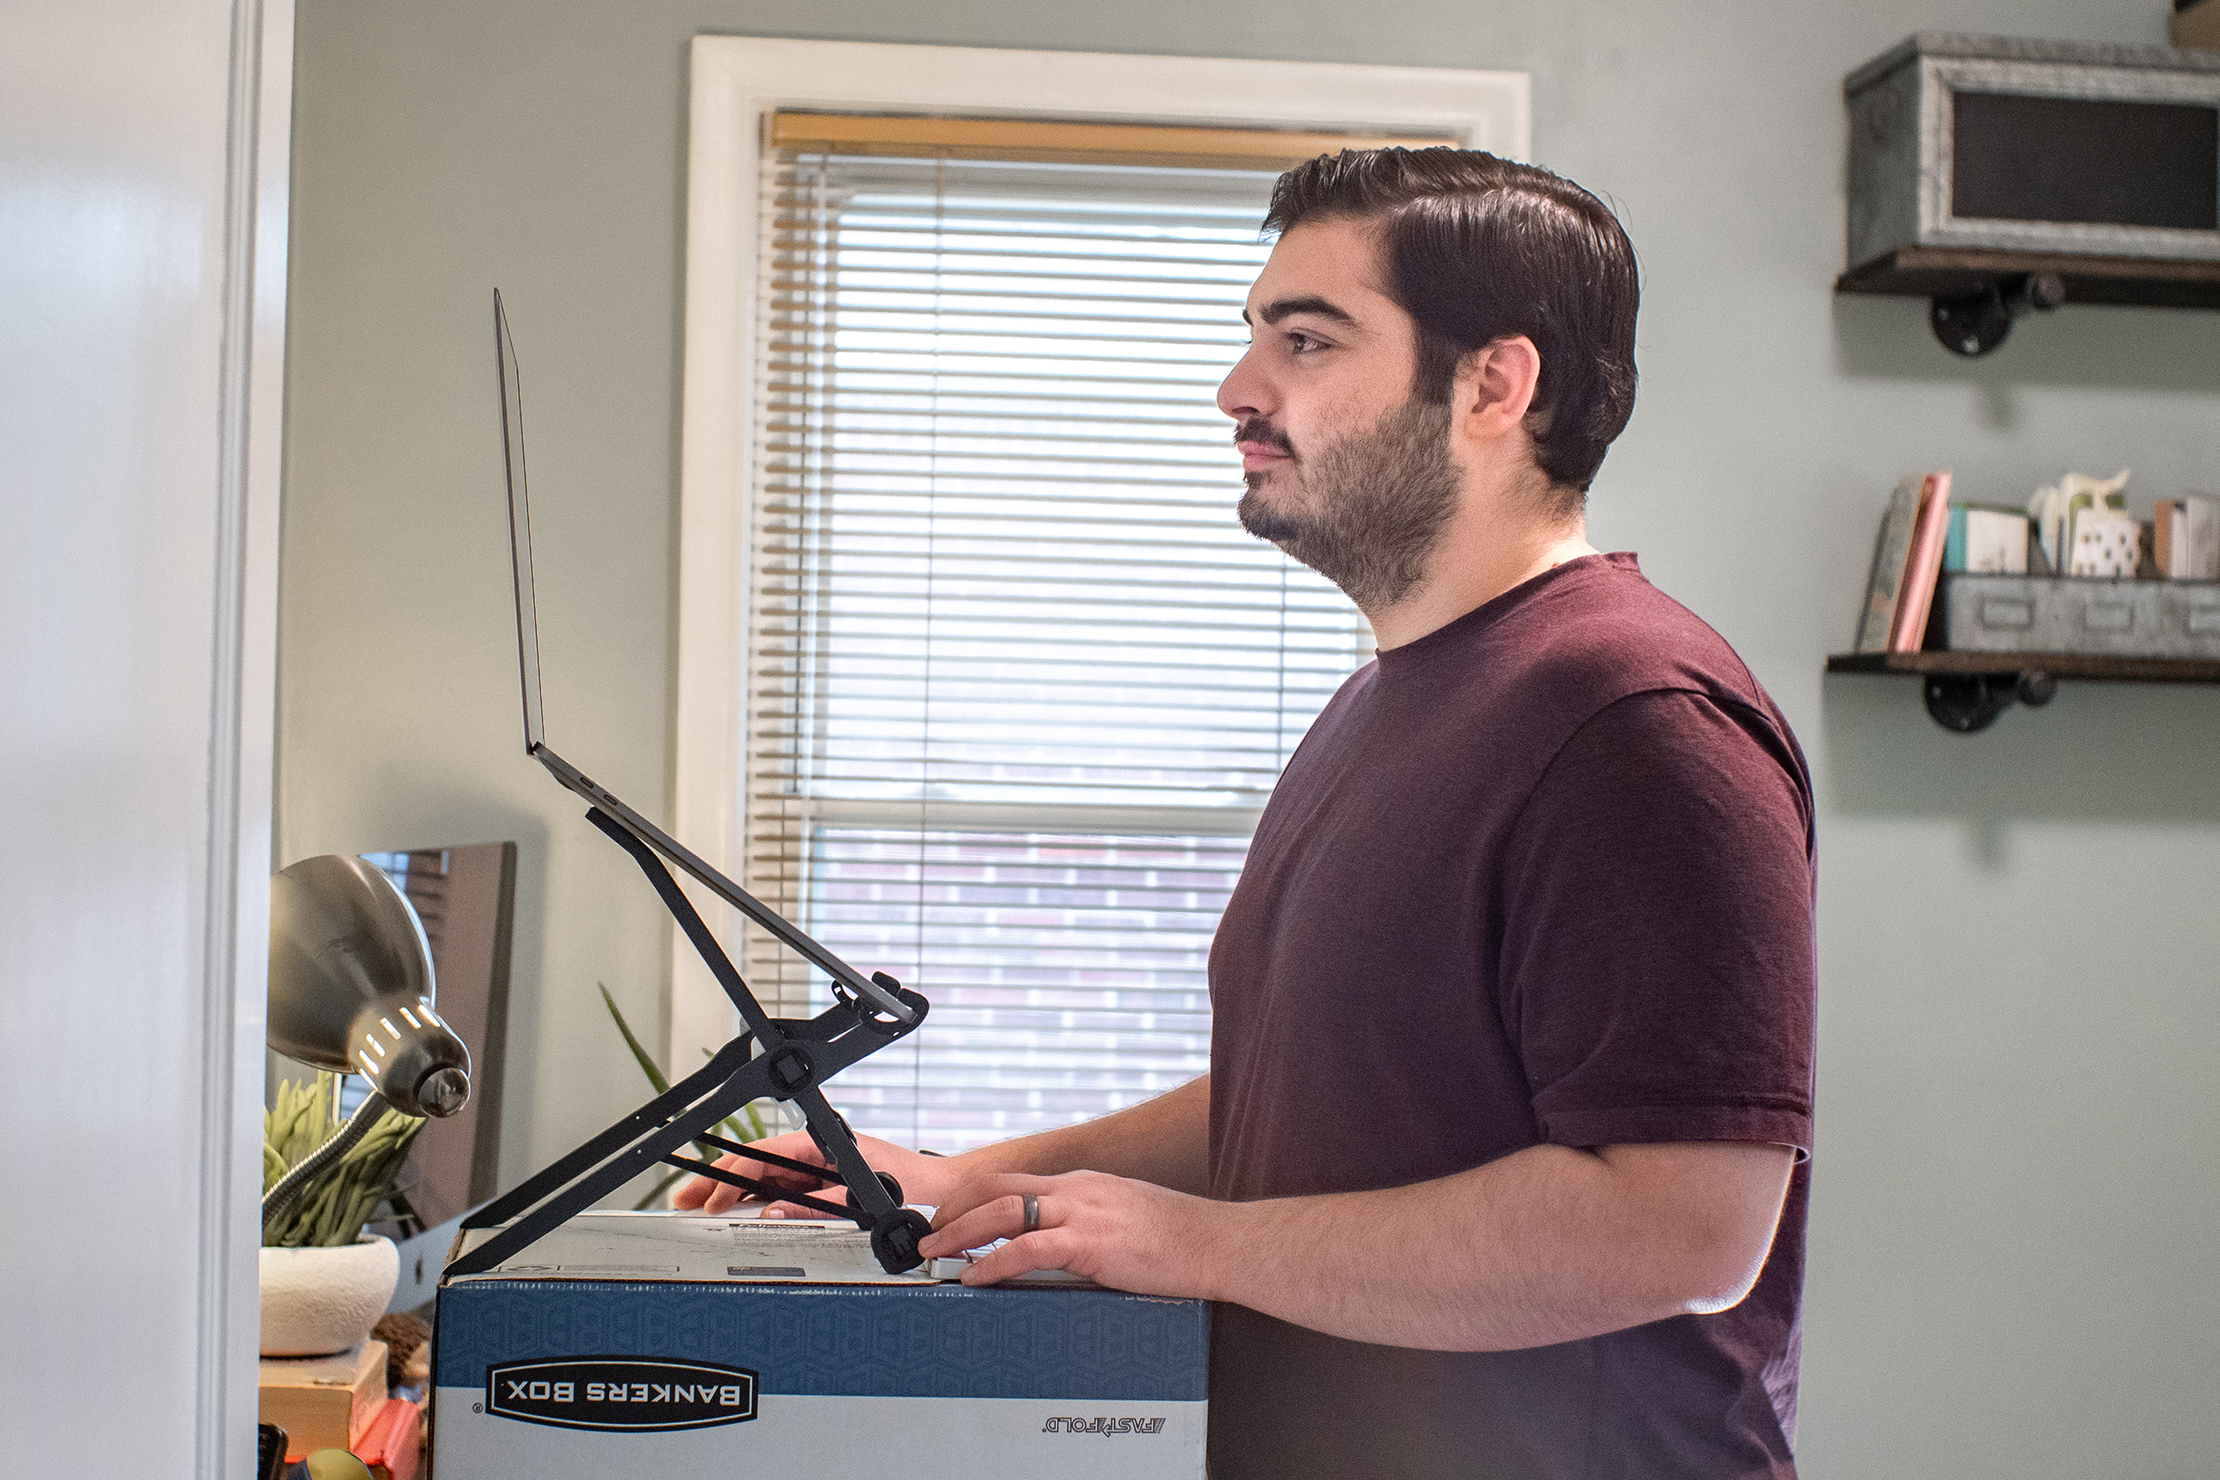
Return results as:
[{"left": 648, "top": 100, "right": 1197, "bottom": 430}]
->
[{"left": 1452, "top": 335, "right": 1543, "bottom": 449}]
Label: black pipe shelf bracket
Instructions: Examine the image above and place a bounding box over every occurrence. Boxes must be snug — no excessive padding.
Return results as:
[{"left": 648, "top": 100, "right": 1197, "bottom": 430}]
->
[
  {"left": 1926, "top": 270, "right": 2065, "bottom": 357},
  {"left": 1919, "top": 667, "right": 2057, "bottom": 732},
  {"left": 1834, "top": 248, "right": 2220, "bottom": 357},
  {"left": 1825, "top": 650, "right": 2220, "bottom": 733}
]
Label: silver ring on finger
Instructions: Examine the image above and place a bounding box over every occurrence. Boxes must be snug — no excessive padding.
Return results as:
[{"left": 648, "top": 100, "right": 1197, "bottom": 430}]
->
[{"left": 1021, "top": 1193, "right": 1040, "bottom": 1234}]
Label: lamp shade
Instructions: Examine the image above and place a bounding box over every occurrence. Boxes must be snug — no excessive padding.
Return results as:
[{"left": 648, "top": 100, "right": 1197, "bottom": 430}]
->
[{"left": 269, "top": 854, "right": 471, "bottom": 1118}]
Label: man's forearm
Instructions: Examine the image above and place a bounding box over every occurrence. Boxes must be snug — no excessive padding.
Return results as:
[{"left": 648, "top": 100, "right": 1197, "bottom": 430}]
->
[
  {"left": 926, "top": 1139, "right": 1793, "bottom": 1350},
  {"left": 1187, "top": 1140, "right": 1794, "bottom": 1351},
  {"left": 960, "top": 1074, "right": 1211, "bottom": 1195},
  {"left": 675, "top": 1076, "right": 1210, "bottom": 1216}
]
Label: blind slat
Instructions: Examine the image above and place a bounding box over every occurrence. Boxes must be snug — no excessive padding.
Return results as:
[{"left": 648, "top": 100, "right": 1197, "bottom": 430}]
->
[{"left": 743, "top": 140, "right": 1362, "bottom": 1147}]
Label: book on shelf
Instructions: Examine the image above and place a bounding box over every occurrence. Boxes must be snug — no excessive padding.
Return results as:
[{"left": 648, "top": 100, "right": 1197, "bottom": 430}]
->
[
  {"left": 1855, "top": 471, "right": 1954, "bottom": 653},
  {"left": 1943, "top": 503, "right": 2030, "bottom": 574},
  {"left": 2153, "top": 494, "right": 2220, "bottom": 580},
  {"left": 1888, "top": 471, "right": 1953, "bottom": 653},
  {"left": 1854, "top": 474, "right": 1924, "bottom": 652}
]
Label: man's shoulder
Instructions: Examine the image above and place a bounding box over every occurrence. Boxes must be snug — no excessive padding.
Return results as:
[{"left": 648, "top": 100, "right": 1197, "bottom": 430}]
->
[
  {"left": 1476, "top": 555, "right": 1771, "bottom": 724},
  {"left": 1527, "top": 557, "right": 1755, "bottom": 688},
  {"left": 1504, "top": 561, "right": 1812, "bottom": 815},
  {"left": 1308, "top": 556, "right": 1802, "bottom": 799}
]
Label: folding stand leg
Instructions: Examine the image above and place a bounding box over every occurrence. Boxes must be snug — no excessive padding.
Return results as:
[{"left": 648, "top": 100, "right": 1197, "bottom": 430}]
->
[
  {"left": 446, "top": 806, "right": 932, "bottom": 1278},
  {"left": 450, "top": 1056, "right": 782, "bottom": 1276},
  {"left": 582, "top": 807, "right": 931, "bottom": 1267},
  {"left": 457, "top": 1031, "right": 754, "bottom": 1233}
]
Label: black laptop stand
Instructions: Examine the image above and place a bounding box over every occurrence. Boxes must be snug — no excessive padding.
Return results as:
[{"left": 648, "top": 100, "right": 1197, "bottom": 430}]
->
[
  {"left": 445, "top": 807, "right": 933, "bottom": 1277},
  {"left": 453, "top": 290, "right": 935, "bottom": 1278}
]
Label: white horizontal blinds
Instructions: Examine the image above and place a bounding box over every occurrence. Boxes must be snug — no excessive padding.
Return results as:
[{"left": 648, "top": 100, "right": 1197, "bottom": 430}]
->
[
  {"left": 743, "top": 134, "right": 1367, "bottom": 1149},
  {"left": 809, "top": 828, "right": 1245, "bottom": 1148}
]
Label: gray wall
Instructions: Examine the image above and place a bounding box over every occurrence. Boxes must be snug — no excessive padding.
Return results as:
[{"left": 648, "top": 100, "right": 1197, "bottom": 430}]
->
[{"left": 279, "top": 1, "right": 2220, "bottom": 1473}]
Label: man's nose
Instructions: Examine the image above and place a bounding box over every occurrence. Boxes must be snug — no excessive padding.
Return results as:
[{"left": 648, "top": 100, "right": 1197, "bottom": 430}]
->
[{"left": 1217, "top": 345, "right": 1271, "bottom": 422}]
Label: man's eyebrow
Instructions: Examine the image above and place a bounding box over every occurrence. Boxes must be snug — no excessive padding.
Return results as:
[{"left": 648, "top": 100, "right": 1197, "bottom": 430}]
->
[{"left": 1242, "top": 295, "right": 1360, "bottom": 328}]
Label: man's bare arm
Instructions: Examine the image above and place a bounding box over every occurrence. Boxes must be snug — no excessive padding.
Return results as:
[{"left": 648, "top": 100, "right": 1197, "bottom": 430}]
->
[
  {"left": 962, "top": 1073, "right": 1212, "bottom": 1193},
  {"left": 673, "top": 1074, "right": 1211, "bottom": 1214},
  {"left": 922, "top": 1139, "right": 1795, "bottom": 1352}
]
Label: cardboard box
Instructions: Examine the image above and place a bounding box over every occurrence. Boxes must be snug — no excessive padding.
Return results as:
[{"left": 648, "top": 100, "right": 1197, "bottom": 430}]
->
[
  {"left": 259, "top": 1338, "right": 389, "bottom": 1458},
  {"left": 434, "top": 1213, "right": 1206, "bottom": 1477}
]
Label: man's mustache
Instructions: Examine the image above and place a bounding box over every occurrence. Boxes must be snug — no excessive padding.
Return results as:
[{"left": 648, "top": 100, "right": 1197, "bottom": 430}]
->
[{"left": 1233, "top": 417, "right": 1295, "bottom": 459}]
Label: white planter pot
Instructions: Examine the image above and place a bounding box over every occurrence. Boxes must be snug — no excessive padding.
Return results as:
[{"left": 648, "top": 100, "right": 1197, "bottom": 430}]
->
[{"left": 259, "top": 1235, "right": 399, "bottom": 1357}]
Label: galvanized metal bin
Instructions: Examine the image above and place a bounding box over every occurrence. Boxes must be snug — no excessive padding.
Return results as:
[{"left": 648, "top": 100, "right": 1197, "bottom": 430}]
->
[
  {"left": 1845, "top": 34, "right": 2220, "bottom": 272},
  {"left": 1941, "top": 573, "right": 2220, "bottom": 658}
]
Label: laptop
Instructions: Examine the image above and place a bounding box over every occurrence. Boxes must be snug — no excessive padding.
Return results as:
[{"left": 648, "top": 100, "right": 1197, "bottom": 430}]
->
[{"left": 491, "top": 289, "right": 914, "bottom": 1027}]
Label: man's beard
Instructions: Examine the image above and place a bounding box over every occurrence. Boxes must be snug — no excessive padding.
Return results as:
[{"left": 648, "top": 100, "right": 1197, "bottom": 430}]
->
[{"left": 1235, "top": 398, "right": 1460, "bottom": 614}]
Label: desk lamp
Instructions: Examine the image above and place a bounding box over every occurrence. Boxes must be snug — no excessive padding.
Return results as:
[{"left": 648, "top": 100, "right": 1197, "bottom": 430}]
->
[{"left": 263, "top": 854, "right": 473, "bottom": 1226}]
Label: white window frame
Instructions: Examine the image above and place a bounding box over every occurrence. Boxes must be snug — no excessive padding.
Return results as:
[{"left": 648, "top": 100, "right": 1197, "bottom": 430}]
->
[{"left": 672, "top": 35, "right": 1530, "bottom": 1068}]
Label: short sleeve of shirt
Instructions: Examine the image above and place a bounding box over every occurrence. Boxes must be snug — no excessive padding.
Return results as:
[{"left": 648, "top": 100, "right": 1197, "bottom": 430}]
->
[{"left": 1497, "top": 687, "right": 1816, "bottom": 1155}]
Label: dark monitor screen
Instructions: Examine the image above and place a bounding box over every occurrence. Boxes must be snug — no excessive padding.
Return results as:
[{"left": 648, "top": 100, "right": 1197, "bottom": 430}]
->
[
  {"left": 359, "top": 840, "right": 517, "bottom": 1229},
  {"left": 1952, "top": 90, "right": 2219, "bottom": 230}
]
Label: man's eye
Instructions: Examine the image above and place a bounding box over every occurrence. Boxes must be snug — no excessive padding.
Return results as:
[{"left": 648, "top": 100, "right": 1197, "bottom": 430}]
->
[{"left": 1287, "top": 332, "right": 1322, "bottom": 353}]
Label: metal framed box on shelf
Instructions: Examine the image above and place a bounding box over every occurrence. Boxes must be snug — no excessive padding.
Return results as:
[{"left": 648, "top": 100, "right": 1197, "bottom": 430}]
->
[{"left": 1826, "top": 574, "right": 2220, "bottom": 731}]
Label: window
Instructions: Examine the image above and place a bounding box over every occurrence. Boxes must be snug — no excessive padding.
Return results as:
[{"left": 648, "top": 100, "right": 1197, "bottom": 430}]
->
[
  {"left": 675, "top": 40, "right": 1529, "bottom": 1143},
  {"left": 743, "top": 134, "right": 1379, "bottom": 1148}
]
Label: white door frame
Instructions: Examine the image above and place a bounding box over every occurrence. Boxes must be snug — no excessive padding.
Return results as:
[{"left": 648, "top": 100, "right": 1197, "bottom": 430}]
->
[
  {"left": 205, "top": 1, "right": 296, "bottom": 1470},
  {"left": 0, "top": 1, "right": 290, "bottom": 1472}
]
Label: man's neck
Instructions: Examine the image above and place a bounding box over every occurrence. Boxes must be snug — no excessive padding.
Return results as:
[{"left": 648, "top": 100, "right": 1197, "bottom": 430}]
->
[{"left": 1366, "top": 510, "right": 1597, "bottom": 651}]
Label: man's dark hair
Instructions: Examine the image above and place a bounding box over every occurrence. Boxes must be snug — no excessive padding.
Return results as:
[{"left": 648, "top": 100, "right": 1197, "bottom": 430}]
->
[{"left": 1263, "top": 148, "right": 1639, "bottom": 498}]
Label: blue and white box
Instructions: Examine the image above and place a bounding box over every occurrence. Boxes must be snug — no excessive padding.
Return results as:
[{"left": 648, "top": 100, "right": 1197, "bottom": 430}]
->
[{"left": 434, "top": 1212, "right": 1208, "bottom": 1477}]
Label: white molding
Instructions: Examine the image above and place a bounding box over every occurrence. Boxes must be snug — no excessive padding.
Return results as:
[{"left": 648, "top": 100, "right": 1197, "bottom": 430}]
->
[
  {"left": 198, "top": 0, "right": 291, "bottom": 1472},
  {"left": 672, "top": 38, "right": 1529, "bottom": 1067}
]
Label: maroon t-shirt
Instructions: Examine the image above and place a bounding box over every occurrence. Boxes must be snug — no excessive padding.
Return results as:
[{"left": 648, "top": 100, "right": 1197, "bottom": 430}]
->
[{"left": 1206, "top": 553, "right": 1816, "bottom": 1480}]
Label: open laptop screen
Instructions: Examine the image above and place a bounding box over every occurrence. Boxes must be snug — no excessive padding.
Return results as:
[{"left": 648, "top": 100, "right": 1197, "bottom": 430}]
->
[
  {"left": 495, "top": 289, "right": 546, "bottom": 754},
  {"left": 487, "top": 289, "right": 914, "bottom": 1026}
]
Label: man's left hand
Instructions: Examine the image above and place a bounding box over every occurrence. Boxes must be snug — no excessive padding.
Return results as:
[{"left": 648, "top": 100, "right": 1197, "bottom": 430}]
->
[
  {"left": 914, "top": 1142, "right": 1794, "bottom": 1353},
  {"left": 918, "top": 1170, "right": 1231, "bottom": 1296}
]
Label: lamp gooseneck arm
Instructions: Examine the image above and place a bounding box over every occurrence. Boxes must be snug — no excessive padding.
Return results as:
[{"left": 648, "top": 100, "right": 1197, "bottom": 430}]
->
[{"left": 261, "top": 1091, "right": 393, "bottom": 1229}]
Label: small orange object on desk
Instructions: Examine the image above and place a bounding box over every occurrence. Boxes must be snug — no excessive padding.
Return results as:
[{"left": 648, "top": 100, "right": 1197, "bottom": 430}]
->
[{"left": 346, "top": 1397, "right": 420, "bottom": 1480}]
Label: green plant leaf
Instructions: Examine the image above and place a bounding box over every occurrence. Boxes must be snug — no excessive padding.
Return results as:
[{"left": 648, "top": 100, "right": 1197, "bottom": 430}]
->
[
  {"left": 261, "top": 1079, "right": 424, "bottom": 1248},
  {"left": 599, "top": 983, "right": 671, "bottom": 1094}
]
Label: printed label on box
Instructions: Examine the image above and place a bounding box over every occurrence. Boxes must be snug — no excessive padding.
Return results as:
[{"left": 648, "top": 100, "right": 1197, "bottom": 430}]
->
[{"left": 485, "top": 1356, "right": 757, "bottom": 1430}]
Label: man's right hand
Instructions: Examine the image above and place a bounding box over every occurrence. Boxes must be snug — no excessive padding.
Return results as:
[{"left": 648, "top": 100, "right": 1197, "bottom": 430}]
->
[
  {"left": 670, "top": 1129, "right": 966, "bottom": 1216},
  {"left": 670, "top": 1075, "right": 1210, "bottom": 1219}
]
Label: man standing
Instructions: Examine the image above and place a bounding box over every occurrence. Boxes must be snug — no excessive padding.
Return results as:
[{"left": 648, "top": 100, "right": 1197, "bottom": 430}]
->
[{"left": 682, "top": 148, "right": 1816, "bottom": 1480}]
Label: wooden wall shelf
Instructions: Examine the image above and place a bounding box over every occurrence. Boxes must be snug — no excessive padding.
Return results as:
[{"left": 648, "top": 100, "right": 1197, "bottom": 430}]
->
[
  {"left": 1826, "top": 650, "right": 2220, "bottom": 682},
  {"left": 1836, "top": 247, "right": 2220, "bottom": 311},
  {"left": 1826, "top": 649, "right": 2220, "bottom": 732}
]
